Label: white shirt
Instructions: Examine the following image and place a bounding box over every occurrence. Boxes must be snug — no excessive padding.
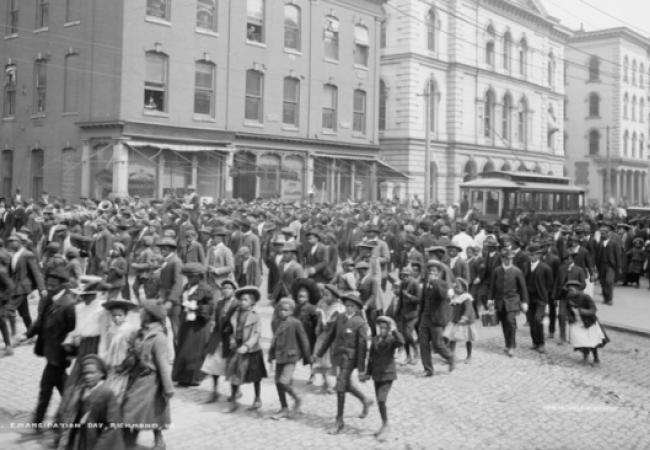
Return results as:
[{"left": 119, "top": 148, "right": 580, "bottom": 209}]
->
[
  {"left": 530, "top": 260, "right": 540, "bottom": 273},
  {"left": 11, "top": 246, "right": 25, "bottom": 272}
]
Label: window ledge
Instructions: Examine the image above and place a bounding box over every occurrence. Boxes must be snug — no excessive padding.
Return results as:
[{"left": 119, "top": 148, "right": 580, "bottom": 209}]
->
[
  {"left": 324, "top": 58, "right": 339, "bottom": 65},
  {"left": 64, "top": 21, "right": 81, "bottom": 28},
  {"left": 246, "top": 40, "right": 267, "bottom": 48},
  {"left": 352, "top": 132, "right": 367, "bottom": 138},
  {"left": 195, "top": 28, "right": 219, "bottom": 38},
  {"left": 143, "top": 110, "right": 169, "bottom": 118},
  {"left": 145, "top": 16, "right": 172, "bottom": 27},
  {"left": 321, "top": 129, "right": 337, "bottom": 135},
  {"left": 193, "top": 115, "right": 216, "bottom": 122},
  {"left": 33, "top": 27, "right": 49, "bottom": 34},
  {"left": 4, "top": 34, "right": 18, "bottom": 40},
  {"left": 62, "top": 112, "right": 79, "bottom": 117},
  {"left": 586, "top": 79, "right": 601, "bottom": 83},
  {"left": 284, "top": 48, "right": 302, "bottom": 56},
  {"left": 31, "top": 113, "right": 46, "bottom": 119},
  {"left": 282, "top": 125, "right": 299, "bottom": 132},
  {"left": 2, "top": 116, "right": 16, "bottom": 122},
  {"left": 243, "top": 121, "right": 264, "bottom": 128},
  {"left": 586, "top": 115, "right": 601, "bottom": 120},
  {"left": 354, "top": 64, "right": 368, "bottom": 71}
]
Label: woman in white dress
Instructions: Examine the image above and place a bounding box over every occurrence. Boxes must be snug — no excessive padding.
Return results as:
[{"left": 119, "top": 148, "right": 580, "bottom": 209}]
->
[{"left": 565, "top": 280, "right": 609, "bottom": 366}]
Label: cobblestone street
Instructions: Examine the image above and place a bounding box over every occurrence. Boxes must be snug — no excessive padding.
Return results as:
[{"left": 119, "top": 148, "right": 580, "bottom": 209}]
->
[{"left": 1, "top": 298, "right": 649, "bottom": 450}]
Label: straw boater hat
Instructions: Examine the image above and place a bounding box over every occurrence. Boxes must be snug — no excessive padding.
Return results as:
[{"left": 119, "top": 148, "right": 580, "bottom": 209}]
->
[{"left": 219, "top": 279, "right": 238, "bottom": 290}]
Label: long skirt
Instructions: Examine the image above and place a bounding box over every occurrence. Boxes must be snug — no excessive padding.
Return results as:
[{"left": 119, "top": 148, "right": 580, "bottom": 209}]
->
[
  {"left": 172, "top": 320, "right": 211, "bottom": 385},
  {"left": 201, "top": 343, "right": 229, "bottom": 377},
  {"left": 122, "top": 372, "right": 171, "bottom": 429},
  {"left": 569, "top": 320, "right": 609, "bottom": 350},
  {"left": 443, "top": 322, "right": 478, "bottom": 343},
  {"left": 226, "top": 350, "right": 267, "bottom": 386},
  {"left": 105, "top": 368, "right": 130, "bottom": 406}
]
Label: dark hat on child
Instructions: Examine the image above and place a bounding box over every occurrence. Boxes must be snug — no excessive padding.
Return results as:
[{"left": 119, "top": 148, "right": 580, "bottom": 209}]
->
[{"left": 142, "top": 299, "right": 168, "bottom": 322}]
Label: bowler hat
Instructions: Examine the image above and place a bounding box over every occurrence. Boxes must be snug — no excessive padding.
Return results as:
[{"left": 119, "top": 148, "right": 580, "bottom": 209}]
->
[{"left": 565, "top": 280, "right": 583, "bottom": 289}]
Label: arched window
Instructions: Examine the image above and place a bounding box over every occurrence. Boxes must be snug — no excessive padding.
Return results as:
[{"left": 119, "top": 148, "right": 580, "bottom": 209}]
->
[
  {"left": 501, "top": 161, "right": 512, "bottom": 171},
  {"left": 640, "top": 134, "right": 645, "bottom": 159},
  {"left": 519, "top": 37, "right": 527, "bottom": 77},
  {"left": 547, "top": 51, "right": 555, "bottom": 87},
  {"left": 632, "top": 96, "right": 637, "bottom": 121},
  {"left": 427, "top": 9, "right": 436, "bottom": 51},
  {"left": 485, "top": 25, "right": 495, "bottom": 67},
  {"left": 632, "top": 60, "right": 637, "bottom": 85},
  {"left": 284, "top": 4, "right": 301, "bottom": 51},
  {"left": 623, "top": 56, "right": 629, "bottom": 82},
  {"left": 503, "top": 31, "right": 512, "bottom": 70},
  {"left": 483, "top": 160, "right": 495, "bottom": 173},
  {"left": 427, "top": 78, "right": 438, "bottom": 132},
  {"left": 624, "top": 130, "right": 629, "bottom": 156},
  {"left": 323, "top": 16, "right": 339, "bottom": 60},
  {"left": 502, "top": 93, "right": 512, "bottom": 141},
  {"left": 517, "top": 162, "right": 528, "bottom": 172},
  {"left": 640, "top": 64, "right": 645, "bottom": 88},
  {"left": 379, "top": 79, "right": 387, "bottom": 131},
  {"left": 354, "top": 25, "right": 369, "bottom": 67},
  {"left": 632, "top": 132, "right": 638, "bottom": 158},
  {"left": 623, "top": 93, "right": 629, "bottom": 119},
  {"left": 588, "top": 55, "right": 600, "bottom": 81},
  {"left": 517, "top": 96, "right": 528, "bottom": 145},
  {"left": 197, "top": 0, "right": 218, "bottom": 32},
  {"left": 484, "top": 89, "right": 495, "bottom": 137},
  {"left": 3, "top": 64, "right": 16, "bottom": 118},
  {"left": 463, "top": 159, "right": 477, "bottom": 181},
  {"left": 641, "top": 99, "right": 645, "bottom": 122},
  {"left": 588, "top": 92, "right": 600, "bottom": 117}
]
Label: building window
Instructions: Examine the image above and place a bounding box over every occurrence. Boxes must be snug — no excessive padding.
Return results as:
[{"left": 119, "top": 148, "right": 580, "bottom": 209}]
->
[
  {"left": 63, "top": 52, "right": 80, "bottom": 113},
  {"left": 7, "top": 0, "right": 19, "bottom": 34},
  {"left": 519, "top": 38, "right": 527, "bottom": 77},
  {"left": 427, "top": 9, "right": 436, "bottom": 51},
  {"left": 427, "top": 78, "right": 437, "bottom": 132},
  {"left": 623, "top": 56, "right": 629, "bottom": 82},
  {"left": 322, "top": 84, "right": 337, "bottom": 130},
  {"left": 589, "top": 129, "right": 600, "bottom": 155},
  {"left": 623, "top": 93, "right": 629, "bottom": 119},
  {"left": 632, "top": 60, "right": 637, "bottom": 85},
  {"left": 36, "top": 0, "right": 49, "bottom": 29},
  {"left": 547, "top": 51, "right": 555, "bottom": 87},
  {"left": 518, "top": 97, "right": 528, "bottom": 145},
  {"left": 588, "top": 55, "right": 600, "bottom": 81},
  {"left": 354, "top": 25, "right": 369, "bottom": 67},
  {"left": 246, "top": 0, "right": 264, "bottom": 43},
  {"left": 244, "top": 69, "right": 263, "bottom": 122},
  {"left": 284, "top": 4, "right": 300, "bottom": 51},
  {"left": 196, "top": 0, "right": 217, "bottom": 32},
  {"left": 65, "top": 0, "right": 80, "bottom": 23},
  {"left": 353, "top": 89, "right": 366, "bottom": 134},
  {"left": 146, "top": 0, "right": 170, "bottom": 20},
  {"left": 33, "top": 58, "right": 47, "bottom": 113},
  {"left": 282, "top": 76, "right": 299, "bottom": 127},
  {"left": 1, "top": 150, "right": 13, "bottom": 196},
  {"left": 324, "top": 16, "right": 339, "bottom": 61},
  {"left": 503, "top": 31, "right": 512, "bottom": 70},
  {"left": 640, "top": 64, "right": 644, "bottom": 88},
  {"left": 623, "top": 130, "right": 629, "bottom": 156},
  {"left": 194, "top": 61, "right": 215, "bottom": 117},
  {"left": 588, "top": 92, "right": 599, "bottom": 118},
  {"left": 3, "top": 64, "right": 16, "bottom": 117},
  {"left": 632, "top": 132, "right": 638, "bottom": 158},
  {"left": 640, "top": 134, "right": 645, "bottom": 159},
  {"left": 31, "top": 149, "right": 44, "bottom": 197},
  {"left": 484, "top": 89, "right": 495, "bottom": 137},
  {"left": 379, "top": 79, "right": 387, "bottom": 131},
  {"left": 144, "top": 51, "right": 168, "bottom": 112},
  {"left": 380, "top": 19, "right": 387, "bottom": 49},
  {"left": 485, "top": 25, "right": 495, "bottom": 68},
  {"left": 502, "top": 93, "right": 512, "bottom": 141},
  {"left": 641, "top": 99, "right": 645, "bottom": 122},
  {"left": 632, "top": 96, "right": 637, "bottom": 121}
]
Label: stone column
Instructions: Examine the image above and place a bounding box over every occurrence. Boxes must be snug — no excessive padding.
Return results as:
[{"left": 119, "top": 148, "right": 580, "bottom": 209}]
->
[
  {"left": 306, "top": 153, "right": 314, "bottom": 200},
  {"left": 611, "top": 170, "right": 618, "bottom": 203},
  {"left": 370, "top": 161, "right": 377, "bottom": 202},
  {"left": 112, "top": 140, "right": 129, "bottom": 197},
  {"left": 224, "top": 150, "right": 234, "bottom": 199},
  {"left": 80, "top": 140, "right": 91, "bottom": 198},
  {"left": 350, "top": 162, "right": 356, "bottom": 201},
  {"left": 157, "top": 152, "right": 165, "bottom": 199},
  {"left": 191, "top": 154, "right": 199, "bottom": 188}
]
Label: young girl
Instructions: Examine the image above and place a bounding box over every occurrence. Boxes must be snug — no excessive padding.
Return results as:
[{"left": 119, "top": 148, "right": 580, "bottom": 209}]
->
[
  {"left": 566, "top": 280, "right": 609, "bottom": 366},
  {"left": 443, "top": 278, "right": 477, "bottom": 363},
  {"left": 268, "top": 297, "right": 311, "bottom": 420},
  {"left": 99, "top": 298, "right": 138, "bottom": 405},
  {"left": 312, "top": 284, "right": 345, "bottom": 394},
  {"left": 292, "top": 279, "right": 320, "bottom": 384},
  {"left": 226, "top": 286, "right": 267, "bottom": 413},
  {"left": 360, "top": 316, "right": 404, "bottom": 442}
]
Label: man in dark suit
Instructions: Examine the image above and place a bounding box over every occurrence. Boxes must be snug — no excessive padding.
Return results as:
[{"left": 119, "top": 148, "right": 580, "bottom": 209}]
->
[
  {"left": 477, "top": 236, "right": 501, "bottom": 309},
  {"left": 597, "top": 223, "right": 621, "bottom": 305},
  {"left": 511, "top": 236, "right": 530, "bottom": 279},
  {"left": 418, "top": 260, "right": 455, "bottom": 376},
  {"left": 7, "top": 233, "right": 46, "bottom": 333},
  {"left": 23, "top": 267, "right": 76, "bottom": 425},
  {"left": 489, "top": 248, "right": 529, "bottom": 357},
  {"left": 156, "top": 237, "right": 184, "bottom": 341},
  {"left": 525, "top": 245, "right": 553, "bottom": 353},
  {"left": 305, "top": 230, "right": 331, "bottom": 283}
]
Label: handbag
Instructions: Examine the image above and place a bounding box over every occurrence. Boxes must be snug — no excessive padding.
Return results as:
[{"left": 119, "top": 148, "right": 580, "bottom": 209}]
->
[{"left": 481, "top": 304, "right": 498, "bottom": 327}]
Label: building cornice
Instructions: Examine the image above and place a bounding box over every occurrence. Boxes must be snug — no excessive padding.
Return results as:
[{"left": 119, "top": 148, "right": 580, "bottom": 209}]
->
[
  {"left": 570, "top": 27, "right": 650, "bottom": 50},
  {"left": 480, "top": 0, "right": 571, "bottom": 41},
  {"left": 235, "top": 131, "right": 380, "bottom": 153}
]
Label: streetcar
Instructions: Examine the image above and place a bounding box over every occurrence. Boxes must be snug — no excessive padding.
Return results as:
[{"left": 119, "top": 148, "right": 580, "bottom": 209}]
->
[{"left": 459, "top": 171, "right": 585, "bottom": 219}]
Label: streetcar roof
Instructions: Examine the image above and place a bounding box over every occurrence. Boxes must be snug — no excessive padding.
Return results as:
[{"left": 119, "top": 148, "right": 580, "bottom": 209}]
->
[{"left": 460, "top": 177, "right": 585, "bottom": 193}]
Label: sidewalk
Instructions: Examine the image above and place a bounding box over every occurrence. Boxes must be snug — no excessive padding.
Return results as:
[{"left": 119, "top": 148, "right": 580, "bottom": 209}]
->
[{"left": 593, "top": 279, "right": 650, "bottom": 337}]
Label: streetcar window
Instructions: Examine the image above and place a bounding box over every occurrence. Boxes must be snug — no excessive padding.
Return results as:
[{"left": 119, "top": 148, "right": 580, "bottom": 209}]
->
[
  {"left": 542, "top": 193, "right": 552, "bottom": 210},
  {"left": 471, "top": 190, "right": 485, "bottom": 214},
  {"left": 486, "top": 191, "right": 500, "bottom": 215},
  {"left": 460, "top": 190, "right": 470, "bottom": 215}
]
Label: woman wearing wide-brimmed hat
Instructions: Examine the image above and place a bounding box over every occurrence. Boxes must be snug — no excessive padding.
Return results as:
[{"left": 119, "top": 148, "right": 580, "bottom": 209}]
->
[{"left": 172, "top": 263, "right": 214, "bottom": 387}]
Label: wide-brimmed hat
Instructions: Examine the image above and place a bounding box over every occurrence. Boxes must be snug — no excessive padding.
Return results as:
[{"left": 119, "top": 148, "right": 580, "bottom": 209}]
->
[
  {"left": 376, "top": 315, "right": 396, "bottom": 331},
  {"left": 142, "top": 299, "right": 167, "bottom": 322},
  {"left": 356, "top": 240, "right": 376, "bottom": 249},
  {"left": 213, "top": 226, "right": 229, "bottom": 236},
  {"left": 565, "top": 280, "right": 583, "bottom": 289},
  {"left": 219, "top": 279, "right": 238, "bottom": 290},
  {"left": 182, "top": 262, "right": 206, "bottom": 276},
  {"left": 323, "top": 284, "right": 341, "bottom": 299},
  {"left": 103, "top": 298, "right": 138, "bottom": 312},
  {"left": 426, "top": 245, "right": 446, "bottom": 254},
  {"left": 484, "top": 235, "right": 499, "bottom": 247},
  {"left": 272, "top": 234, "right": 286, "bottom": 245},
  {"left": 156, "top": 237, "right": 177, "bottom": 248},
  {"left": 306, "top": 229, "right": 323, "bottom": 240},
  {"left": 281, "top": 241, "right": 298, "bottom": 253},
  {"left": 342, "top": 258, "right": 355, "bottom": 267},
  {"left": 281, "top": 226, "right": 296, "bottom": 236},
  {"left": 426, "top": 259, "right": 447, "bottom": 272},
  {"left": 340, "top": 292, "right": 363, "bottom": 308},
  {"left": 617, "top": 223, "right": 632, "bottom": 231},
  {"left": 446, "top": 243, "right": 462, "bottom": 252},
  {"left": 455, "top": 277, "right": 469, "bottom": 292},
  {"left": 399, "top": 266, "right": 413, "bottom": 276},
  {"left": 235, "top": 286, "right": 261, "bottom": 302},
  {"left": 355, "top": 261, "right": 370, "bottom": 270},
  {"left": 292, "top": 278, "right": 321, "bottom": 305}
]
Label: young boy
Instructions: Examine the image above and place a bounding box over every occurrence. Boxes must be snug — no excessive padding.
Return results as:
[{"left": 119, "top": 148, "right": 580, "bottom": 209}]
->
[
  {"left": 360, "top": 315, "right": 404, "bottom": 442},
  {"left": 316, "top": 292, "right": 373, "bottom": 435},
  {"left": 268, "top": 297, "right": 312, "bottom": 420}
]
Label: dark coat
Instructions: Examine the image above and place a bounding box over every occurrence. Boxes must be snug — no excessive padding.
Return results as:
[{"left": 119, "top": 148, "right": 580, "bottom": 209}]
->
[
  {"left": 293, "top": 301, "right": 319, "bottom": 351},
  {"left": 9, "top": 248, "right": 45, "bottom": 297},
  {"left": 418, "top": 279, "right": 450, "bottom": 327},
  {"left": 395, "top": 278, "right": 421, "bottom": 320},
  {"left": 512, "top": 250, "right": 531, "bottom": 279},
  {"left": 366, "top": 330, "right": 404, "bottom": 382},
  {"left": 305, "top": 242, "right": 331, "bottom": 283},
  {"left": 27, "top": 290, "right": 76, "bottom": 366},
  {"left": 525, "top": 261, "right": 553, "bottom": 304},
  {"left": 567, "top": 292, "right": 598, "bottom": 328},
  {"left": 205, "top": 296, "right": 238, "bottom": 356},
  {"left": 598, "top": 239, "right": 622, "bottom": 275},
  {"left": 268, "top": 316, "right": 311, "bottom": 365},
  {"left": 158, "top": 253, "right": 184, "bottom": 303},
  {"left": 553, "top": 263, "right": 587, "bottom": 300},
  {"left": 489, "top": 265, "right": 529, "bottom": 313},
  {"left": 316, "top": 312, "right": 368, "bottom": 372}
]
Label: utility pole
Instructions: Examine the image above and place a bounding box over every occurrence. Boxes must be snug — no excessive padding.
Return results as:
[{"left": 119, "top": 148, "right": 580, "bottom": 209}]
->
[
  {"left": 605, "top": 125, "right": 610, "bottom": 204},
  {"left": 423, "top": 81, "right": 431, "bottom": 208}
]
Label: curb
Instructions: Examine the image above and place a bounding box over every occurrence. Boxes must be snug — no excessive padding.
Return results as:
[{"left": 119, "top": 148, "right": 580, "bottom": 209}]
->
[{"left": 600, "top": 322, "right": 650, "bottom": 339}]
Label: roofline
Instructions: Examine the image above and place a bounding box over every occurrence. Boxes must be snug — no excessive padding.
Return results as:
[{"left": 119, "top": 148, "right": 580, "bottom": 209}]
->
[{"left": 569, "top": 27, "right": 650, "bottom": 49}]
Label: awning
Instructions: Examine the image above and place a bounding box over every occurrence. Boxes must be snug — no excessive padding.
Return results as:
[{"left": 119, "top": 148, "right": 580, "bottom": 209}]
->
[
  {"left": 312, "top": 153, "right": 410, "bottom": 179},
  {"left": 126, "top": 140, "right": 230, "bottom": 153}
]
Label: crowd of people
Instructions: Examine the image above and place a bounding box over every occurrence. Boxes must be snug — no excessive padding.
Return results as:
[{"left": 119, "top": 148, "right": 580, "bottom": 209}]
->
[{"left": 1, "top": 186, "right": 648, "bottom": 448}]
